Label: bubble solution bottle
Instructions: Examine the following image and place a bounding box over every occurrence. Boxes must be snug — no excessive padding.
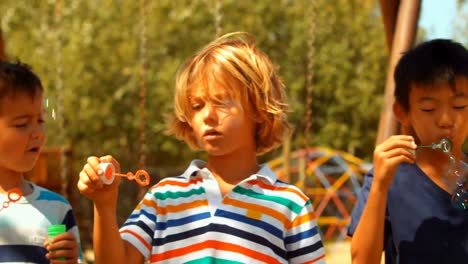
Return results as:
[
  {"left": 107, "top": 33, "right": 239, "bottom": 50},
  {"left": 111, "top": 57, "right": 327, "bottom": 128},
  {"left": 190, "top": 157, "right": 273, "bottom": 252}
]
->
[{"left": 48, "top": 224, "right": 67, "bottom": 261}]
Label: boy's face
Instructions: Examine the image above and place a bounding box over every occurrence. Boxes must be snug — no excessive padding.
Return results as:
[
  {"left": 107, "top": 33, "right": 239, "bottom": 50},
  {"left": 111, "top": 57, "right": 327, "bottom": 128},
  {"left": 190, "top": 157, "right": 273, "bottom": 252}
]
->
[
  {"left": 397, "top": 77, "right": 468, "bottom": 153},
  {"left": 0, "top": 92, "right": 46, "bottom": 175},
  {"left": 188, "top": 86, "right": 257, "bottom": 157}
]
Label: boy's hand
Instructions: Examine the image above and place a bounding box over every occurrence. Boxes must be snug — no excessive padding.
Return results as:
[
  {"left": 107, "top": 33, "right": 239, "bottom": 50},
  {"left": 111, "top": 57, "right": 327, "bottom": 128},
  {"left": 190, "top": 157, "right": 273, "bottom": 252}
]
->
[
  {"left": 44, "top": 231, "right": 79, "bottom": 264},
  {"left": 372, "top": 135, "right": 416, "bottom": 191},
  {"left": 77, "top": 155, "right": 121, "bottom": 207}
]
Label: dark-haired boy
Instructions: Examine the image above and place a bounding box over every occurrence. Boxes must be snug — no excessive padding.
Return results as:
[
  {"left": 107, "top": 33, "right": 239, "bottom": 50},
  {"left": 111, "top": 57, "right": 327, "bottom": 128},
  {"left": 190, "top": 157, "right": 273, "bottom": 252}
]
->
[
  {"left": 348, "top": 39, "right": 468, "bottom": 263},
  {"left": 0, "top": 60, "right": 83, "bottom": 263}
]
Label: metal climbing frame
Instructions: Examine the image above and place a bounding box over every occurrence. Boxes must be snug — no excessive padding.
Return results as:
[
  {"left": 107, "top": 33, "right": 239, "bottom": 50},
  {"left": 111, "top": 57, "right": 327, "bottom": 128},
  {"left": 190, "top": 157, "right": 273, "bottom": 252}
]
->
[{"left": 269, "top": 146, "right": 370, "bottom": 244}]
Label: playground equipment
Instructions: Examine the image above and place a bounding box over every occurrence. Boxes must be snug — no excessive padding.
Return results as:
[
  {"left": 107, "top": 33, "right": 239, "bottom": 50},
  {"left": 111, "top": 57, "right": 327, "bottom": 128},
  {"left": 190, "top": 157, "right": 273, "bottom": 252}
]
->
[
  {"left": 376, "top": 0, "right": 421, "bottom": 144},
  {"left": 269, "top": 146, "right": 370, "bottom": 245}
]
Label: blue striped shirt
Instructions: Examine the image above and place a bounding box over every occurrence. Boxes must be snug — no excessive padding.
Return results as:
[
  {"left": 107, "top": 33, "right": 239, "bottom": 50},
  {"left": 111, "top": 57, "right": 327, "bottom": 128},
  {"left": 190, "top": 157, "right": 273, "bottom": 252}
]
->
[{"left": 0, "top": 182, "right": 83, "bottom": 263}]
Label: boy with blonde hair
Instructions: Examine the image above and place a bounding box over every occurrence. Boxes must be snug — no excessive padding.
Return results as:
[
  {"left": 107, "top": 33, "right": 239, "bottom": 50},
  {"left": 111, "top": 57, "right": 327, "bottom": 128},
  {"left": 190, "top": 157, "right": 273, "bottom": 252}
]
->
[{"left": 78, "top": 32, "right": 325, "bottom": 263}]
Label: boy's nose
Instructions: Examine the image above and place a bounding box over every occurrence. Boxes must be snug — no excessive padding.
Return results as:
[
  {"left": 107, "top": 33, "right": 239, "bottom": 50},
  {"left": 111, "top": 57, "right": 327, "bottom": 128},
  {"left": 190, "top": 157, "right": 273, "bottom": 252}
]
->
[
  {"left": 203, "top": 104, "right": 219, "bottom": 123},
  {"left": 31, "top": 124, "right": 46, "bottom": 140},
  {"left": 437, "top": 108, "right": 454, "bottom": 128}
]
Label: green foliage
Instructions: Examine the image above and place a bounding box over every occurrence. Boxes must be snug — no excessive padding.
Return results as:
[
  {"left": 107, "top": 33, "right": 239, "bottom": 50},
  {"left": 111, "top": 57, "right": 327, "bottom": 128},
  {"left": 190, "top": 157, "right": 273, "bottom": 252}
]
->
[{"left": 0, "top": 0, "right": 389, "bottom": 172}]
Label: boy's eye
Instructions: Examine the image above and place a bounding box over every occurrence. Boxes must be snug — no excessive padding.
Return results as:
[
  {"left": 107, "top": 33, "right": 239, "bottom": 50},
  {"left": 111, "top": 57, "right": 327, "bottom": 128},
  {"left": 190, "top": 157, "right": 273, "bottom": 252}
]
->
[
  {"left": 420, "top": 108, "right": 435, "bottom": 112},
  {"left": 14, "top": 123, "right": 27, "bottom": 128},
  {"left": 453, "top": 105, "right": 466, "bottom": 110},
  {"left": 191, "top": 103, "right": 203, "bottom": 110}
]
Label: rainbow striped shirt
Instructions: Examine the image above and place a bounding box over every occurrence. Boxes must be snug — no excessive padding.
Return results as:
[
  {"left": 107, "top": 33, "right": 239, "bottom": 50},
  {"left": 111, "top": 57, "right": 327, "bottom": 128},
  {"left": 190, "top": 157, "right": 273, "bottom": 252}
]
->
[{"left": 120, "top": 160, "right": 325, "bottom": 263}]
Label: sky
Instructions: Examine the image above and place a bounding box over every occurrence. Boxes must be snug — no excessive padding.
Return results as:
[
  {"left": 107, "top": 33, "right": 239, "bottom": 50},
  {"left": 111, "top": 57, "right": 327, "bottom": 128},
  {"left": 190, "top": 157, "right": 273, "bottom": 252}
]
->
[{"left": 419, "top": 0, "right": 463, "bottom": 40}]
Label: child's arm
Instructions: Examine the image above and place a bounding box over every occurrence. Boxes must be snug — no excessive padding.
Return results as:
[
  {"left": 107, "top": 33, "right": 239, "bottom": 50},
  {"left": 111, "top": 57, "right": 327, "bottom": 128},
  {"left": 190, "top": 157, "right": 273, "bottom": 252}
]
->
[
  {"left": 77, "top": 155, "right": 145, "bottom": 264},
  {"left": 44, "top": 231, "right": 79, "bottom": 263},
  {"left": 350, "top": 135, "right": 416, "bottom": 264}
]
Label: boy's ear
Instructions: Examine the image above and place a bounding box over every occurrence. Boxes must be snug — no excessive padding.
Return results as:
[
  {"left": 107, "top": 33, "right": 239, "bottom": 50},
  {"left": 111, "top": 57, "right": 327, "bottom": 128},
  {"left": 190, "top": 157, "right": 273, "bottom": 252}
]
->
[{"left": 393, "top": 102, "right": 411, "bottom": 127}]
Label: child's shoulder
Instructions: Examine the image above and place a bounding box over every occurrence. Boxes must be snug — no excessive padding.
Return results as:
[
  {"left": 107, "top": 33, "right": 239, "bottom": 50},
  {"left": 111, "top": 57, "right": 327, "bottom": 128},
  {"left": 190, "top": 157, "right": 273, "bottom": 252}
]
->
[
  {"left": 150, "top": 173, "right": 198, "bottom": 191},
  {"left": 244, "top": 166, "right": 311, "bottom": 204},
  {"left": 149, "top": 159, "right": 206, "bottom": 190},
  {"left": 260, "top": 177, "right": 310, "bottom": 200},
  {"left": 155, "top": 175, "right": 193, "bottom": 186},
  {"left": 31, "top": 183, "right": 70, "bottom": 204}
]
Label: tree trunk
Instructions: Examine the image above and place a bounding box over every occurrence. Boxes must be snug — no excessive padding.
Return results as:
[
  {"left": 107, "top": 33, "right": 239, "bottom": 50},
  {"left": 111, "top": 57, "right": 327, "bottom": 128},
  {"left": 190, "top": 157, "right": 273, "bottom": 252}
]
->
[{"left": 0, "top": 28, "right": 6, "bottom": 60}]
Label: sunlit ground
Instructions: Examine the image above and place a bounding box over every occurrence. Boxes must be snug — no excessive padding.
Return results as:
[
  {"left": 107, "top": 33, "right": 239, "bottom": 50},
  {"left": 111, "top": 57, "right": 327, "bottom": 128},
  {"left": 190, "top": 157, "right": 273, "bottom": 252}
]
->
[{"left": 325, "top": 240, "right": 385, "bottom": 264}]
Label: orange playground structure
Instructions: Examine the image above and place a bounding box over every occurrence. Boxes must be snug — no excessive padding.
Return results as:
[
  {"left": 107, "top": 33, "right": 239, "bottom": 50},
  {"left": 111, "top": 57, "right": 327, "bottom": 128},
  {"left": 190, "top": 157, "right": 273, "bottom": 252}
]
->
[{"left": 269, "top": 147, "right": 370, "bottom": 245}]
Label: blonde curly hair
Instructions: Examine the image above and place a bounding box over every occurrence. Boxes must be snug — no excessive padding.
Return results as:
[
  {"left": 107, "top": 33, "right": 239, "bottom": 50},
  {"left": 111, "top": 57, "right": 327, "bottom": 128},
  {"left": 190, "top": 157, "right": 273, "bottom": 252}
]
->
[{"left": 166, "top": 32, "right": 291, "bottom": 155}]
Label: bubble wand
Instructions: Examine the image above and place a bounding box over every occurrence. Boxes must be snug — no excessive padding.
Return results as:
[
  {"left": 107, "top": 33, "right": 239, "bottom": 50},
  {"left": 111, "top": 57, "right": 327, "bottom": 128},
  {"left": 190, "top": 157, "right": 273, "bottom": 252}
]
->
[
  {"left": 99, "top": 163, "right": 150, "bottom": 186},
  {"left": 416, "top": 138, "right": 467, "bottom": 210},
  {"left": 0, "top": 188, "right": 23, "bottom": 212},
  {"left": 416, "top": 138, "right": 453, "bottom": 153}
]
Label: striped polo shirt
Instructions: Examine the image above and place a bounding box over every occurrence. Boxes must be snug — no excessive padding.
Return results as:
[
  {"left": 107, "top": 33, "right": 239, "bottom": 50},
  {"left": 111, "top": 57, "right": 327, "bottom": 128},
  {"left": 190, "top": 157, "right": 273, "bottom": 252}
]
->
[
  {"left": 0, "top": 182, "right": 83, "bottom": 263},
  {"left": 120, "top": 160, "right": 325, "bottom": 263}
]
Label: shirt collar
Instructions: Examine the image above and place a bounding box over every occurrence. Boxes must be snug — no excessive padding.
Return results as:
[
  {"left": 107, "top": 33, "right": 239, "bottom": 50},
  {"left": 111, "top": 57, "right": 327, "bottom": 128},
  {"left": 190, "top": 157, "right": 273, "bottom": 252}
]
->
[
  {"left": 255, "top": 163, "right": 278, "bottom": 184},
  {"left": 181, "top": 159, "right": 207, "bottom": 179},
  {"left": 180, "top": 159, "right": 278, "bottom": 184}
]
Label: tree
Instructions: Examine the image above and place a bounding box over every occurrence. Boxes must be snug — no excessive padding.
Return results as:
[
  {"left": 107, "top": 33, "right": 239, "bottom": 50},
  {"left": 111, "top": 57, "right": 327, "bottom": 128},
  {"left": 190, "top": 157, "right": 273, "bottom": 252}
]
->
[{"left": 1, "top": 0, "right": 388, "bottom": 164}]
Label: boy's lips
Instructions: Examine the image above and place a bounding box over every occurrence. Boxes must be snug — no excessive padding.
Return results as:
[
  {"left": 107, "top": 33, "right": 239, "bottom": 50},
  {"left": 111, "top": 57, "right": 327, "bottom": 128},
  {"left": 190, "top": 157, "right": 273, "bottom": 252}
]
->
[
  {"left": 440, "top": 135, "right": 453, "bottom": 141},
  {"left": 203, "top": 129, "right": 222, "bottom": 139},
  {"left": 27, "top": 146, "right": 41, "bottom": 152},
  {"left": 203, "top": 129, "right": 221, "bottom": 136}
]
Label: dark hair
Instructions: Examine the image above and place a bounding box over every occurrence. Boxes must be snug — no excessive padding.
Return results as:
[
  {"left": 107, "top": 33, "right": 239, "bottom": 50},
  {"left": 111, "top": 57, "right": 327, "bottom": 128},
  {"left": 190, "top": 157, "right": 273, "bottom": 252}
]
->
[
  {"left": 394, "top": 39, "right": 468, "bottom": 111},
  {"left": 0, "top": 60, "right": 43, "bottom": 100}
]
